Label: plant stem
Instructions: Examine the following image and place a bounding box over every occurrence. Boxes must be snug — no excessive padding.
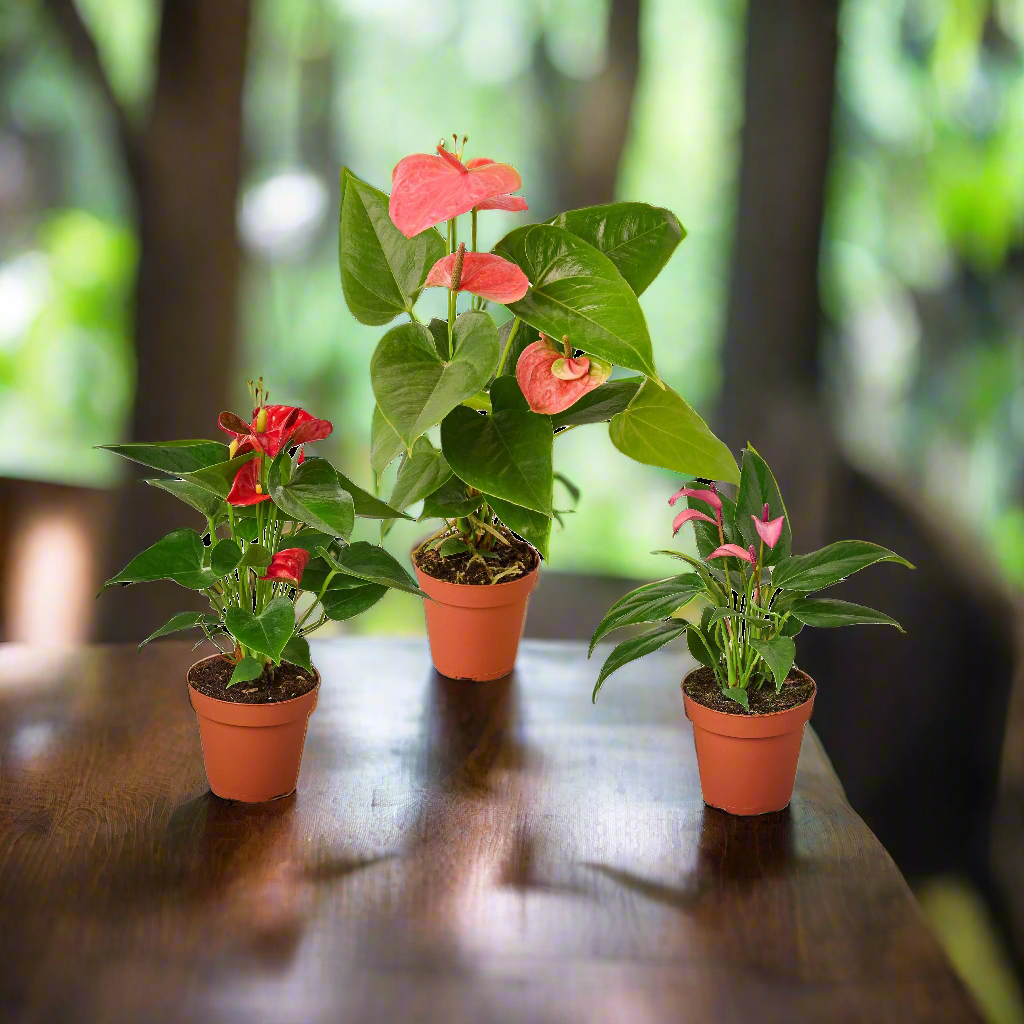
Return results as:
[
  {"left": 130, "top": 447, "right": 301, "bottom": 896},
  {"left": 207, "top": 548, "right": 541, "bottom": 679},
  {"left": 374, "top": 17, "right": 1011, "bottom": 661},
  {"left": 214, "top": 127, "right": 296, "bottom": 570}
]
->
[{"left": 494, "top": 316, "right": 520, "bottom": 377}]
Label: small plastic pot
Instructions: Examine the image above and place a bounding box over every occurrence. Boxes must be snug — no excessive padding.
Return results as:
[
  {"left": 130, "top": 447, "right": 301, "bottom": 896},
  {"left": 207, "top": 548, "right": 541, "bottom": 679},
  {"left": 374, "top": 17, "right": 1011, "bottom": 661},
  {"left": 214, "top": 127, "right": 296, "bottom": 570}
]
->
[
  {"left": 187, "top": 655, "right": 320, "bottom": 802},
  {"left": 682, "top": 668, "right": 816, "bottom": 815},
  {"left": 413, "top": 556, "right": 540, "bottom": 681}
]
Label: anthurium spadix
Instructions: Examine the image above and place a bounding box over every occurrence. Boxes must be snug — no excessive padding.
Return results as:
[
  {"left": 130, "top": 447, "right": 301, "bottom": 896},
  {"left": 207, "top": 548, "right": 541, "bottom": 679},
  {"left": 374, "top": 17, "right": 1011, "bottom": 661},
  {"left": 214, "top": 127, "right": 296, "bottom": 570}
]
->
[{"left": 424, "top": 245, "right": 529, "bottom": 304}]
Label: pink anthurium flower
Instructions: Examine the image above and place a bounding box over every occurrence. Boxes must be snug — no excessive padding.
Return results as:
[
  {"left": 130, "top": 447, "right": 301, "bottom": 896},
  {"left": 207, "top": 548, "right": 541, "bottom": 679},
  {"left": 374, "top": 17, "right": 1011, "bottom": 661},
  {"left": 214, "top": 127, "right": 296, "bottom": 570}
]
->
[
  {"left": 424, "top": 245, "right": 529, "bottom": 303},
  {"left": 668, "top": 484, "right": 722, "bottom": 513},
  {"left": 227, "top": 459, "right": 271, "bottom": 507},
  {"left": 219, "top": 405, "right": 332, "bottom": 460},
  {"left": 466, "top": 159, "right": 529, "bottom": 212},
  {"left": 259, "top": 547, "right": 310, "bottom": 587},
  {"left": 389, "top": 141, "right": 525, "bottom": 238},
  {"left": 672, "top": 508, "right": 717, "bottom": 536},
  {"left": 752, "top": 503, "right": 785, "bottom": 549},
  {"left": 516, "top": 333, "right": 612, "bottom": 415},
  {"left": 708, "top": 543, "right": 757, "bottom": 566}
]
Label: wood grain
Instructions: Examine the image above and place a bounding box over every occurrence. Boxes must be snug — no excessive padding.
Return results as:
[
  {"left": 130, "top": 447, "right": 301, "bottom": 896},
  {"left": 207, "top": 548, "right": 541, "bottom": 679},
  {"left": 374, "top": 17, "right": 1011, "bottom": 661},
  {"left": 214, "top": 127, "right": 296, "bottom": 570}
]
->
[{"left": 0, "top": 640, "right": 980, "bottom": 1023}]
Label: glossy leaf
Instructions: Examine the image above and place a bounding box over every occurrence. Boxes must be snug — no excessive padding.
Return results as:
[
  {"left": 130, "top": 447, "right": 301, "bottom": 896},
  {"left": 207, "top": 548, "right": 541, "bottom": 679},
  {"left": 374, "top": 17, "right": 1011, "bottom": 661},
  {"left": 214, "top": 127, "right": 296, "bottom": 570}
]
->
[
  {"left": 371, "top": 312, "right": 499, "bottom": 447},
  {"left": 371, "top": 405, "right": 405, "bottom": 480},
  {"left": 428, "top": 317, "right": 450, "bottom": 360},
  {"left": 98, "top": 440, "right": 229, "bottom": 475},
  {"left": 592, "top": 623, "right": 686, "bottom": 702},
  {"left": 610, "top": 381, "right": 739, "bottom": 485},
  {"left": 438, "top": 537, "right": 471, "bottom": 556},
  {"left": 225, "top": 595, "right": 295, "bottom": 663},
  {"left": 551, "top": 376, "right": 643, "bottom": 429},
  {"left": 103, "top": 529, "right": 217, "bottom": 591},
  {"left": 239, "top": 544, "right": 274, "bottom": 569},
  {"left": 268, "top": 455, "right": 355, "bottom": 539},
  {"left": 772, "top": 541, "right": 914, "bottom": 594},
  {"left": 321, "top": 581, "right": 389, "bottom": 621},
  {"left": 210, "top": 539, "right": 243, "bottom": 577},
  {"left": 145, "top": 477, "right": 226, "bottom": 520},
  {"left": 749, "top": 636, "right": 796, "bottom": 692},
  {"left": 389, "top": 438, "right": 453, "bottom": 515},
  {"left": 337, "top": 470, "right": 410, "bottom": 520},
  {"left": 496, "top": 318, "right": 540, "bottom": 378},
  {"left": 589, "top": 574, "right": 705, "bottom": 654},
  {"left": 338, "top": 168, "right": 445, "bottom": 325},
  {"left": 228, "top": 657, "right": 264, "bottom": 687},
  {"left": 179, "top": 452, "right": 260, "bottom": 499},
  {"left": 722, "top": 687, "right": 750, "bottom": 711},
  {"left": 420, "top": 476, "right": 484, "bottom": 520},
  {"left": 493, "top": 224, "right": 659, "bottom": 379},
  {"left": 319, "top": 541, "right": 422, "bottom": 598},
  {"left": 788, "top": 598, "right": 904, "bottom": 631},
  {"left": 139, "top": 611, "right": 220, "bottom": 649},
  {"left": 441, "top": 376, "right": 553, "bottom": 514},
  {"left": 485, "top": 494, "right": 551, "bottom": 560},
  {"left": 281, "top": 635, "right": 312, "bottom": 672},
  {"left": 548, "top": 202, "right": 685, "bottom": 295},
  {"left": 273, "top": 531, "right": 337, "bottom": 556},
  {"left": 734, "top": 445, "right": 791, "bottom": 565}
]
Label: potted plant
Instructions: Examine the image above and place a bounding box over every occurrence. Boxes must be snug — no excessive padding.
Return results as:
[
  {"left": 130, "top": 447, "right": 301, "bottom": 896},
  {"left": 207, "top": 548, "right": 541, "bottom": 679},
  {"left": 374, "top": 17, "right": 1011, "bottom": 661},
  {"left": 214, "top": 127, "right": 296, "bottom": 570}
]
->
[
  {"left": 338, "top": 135, "right": 737, "bottom": 680},
  {"left": 589, "top": 446, "right": 913, "bottom": 815},
  {"left": 99, "top": 380, "right": 422, "bottom": 801}
]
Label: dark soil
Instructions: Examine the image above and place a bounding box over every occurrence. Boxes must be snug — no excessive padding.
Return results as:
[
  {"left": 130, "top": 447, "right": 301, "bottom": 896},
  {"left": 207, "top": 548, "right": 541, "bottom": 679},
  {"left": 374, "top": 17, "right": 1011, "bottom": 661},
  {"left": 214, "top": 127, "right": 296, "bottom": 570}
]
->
[
  {"left": 188, "top": 655, "right": 318, "bottom": 705},
  {"left": 684, "top": 665, "right": 815, "bottom": 716},
  {"left": 414, "top": 525, "right": 539, "bottom": 586}
]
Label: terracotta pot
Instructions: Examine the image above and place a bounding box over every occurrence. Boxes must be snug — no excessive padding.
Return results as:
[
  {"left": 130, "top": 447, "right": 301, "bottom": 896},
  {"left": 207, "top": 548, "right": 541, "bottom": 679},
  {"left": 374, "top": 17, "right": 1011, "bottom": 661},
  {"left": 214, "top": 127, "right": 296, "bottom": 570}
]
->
[
  {"left": 682, "top": 668, "right": 816, "bottom": 816},
  {"left": 187, "top": 655, "right": 320, "bottom": 802},
  {"left": 414, "top": 556, "right": 540, "bottom": 681}
]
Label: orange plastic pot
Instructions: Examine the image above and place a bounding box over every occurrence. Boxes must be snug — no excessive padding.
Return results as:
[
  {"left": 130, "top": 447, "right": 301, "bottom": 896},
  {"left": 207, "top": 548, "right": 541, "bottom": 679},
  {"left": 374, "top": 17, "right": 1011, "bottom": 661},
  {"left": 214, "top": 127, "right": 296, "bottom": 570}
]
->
[
  {"left": 187, "top": 655, "right": 320, "bottom": 802},
  {"left": 414, "top": 557, "right": 540, "bottom": 681},
  {"left": 682, "top": 668, "right": 816, "bottom": 816}
]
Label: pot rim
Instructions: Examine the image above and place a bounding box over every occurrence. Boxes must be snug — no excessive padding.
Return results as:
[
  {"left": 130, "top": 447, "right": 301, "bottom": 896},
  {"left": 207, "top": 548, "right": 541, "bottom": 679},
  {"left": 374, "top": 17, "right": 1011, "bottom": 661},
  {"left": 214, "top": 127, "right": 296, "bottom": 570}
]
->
[
  {"left": 410, "top": 539, "right": 541, "bottom": 590},
  {"left": 187, "top": 653, "right": 320, "bottom": 709}
]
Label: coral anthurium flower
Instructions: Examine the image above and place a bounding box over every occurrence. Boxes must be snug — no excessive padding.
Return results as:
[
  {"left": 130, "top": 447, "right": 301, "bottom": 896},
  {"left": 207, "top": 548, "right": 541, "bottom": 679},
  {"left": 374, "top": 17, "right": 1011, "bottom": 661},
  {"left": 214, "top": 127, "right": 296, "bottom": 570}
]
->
[
  {"left": 424, "top": 246, "right": 529, "bottom": 303},
  {"left": 752, "top": 503, "right": 785, "bottom": 549},
  {"left": 516, "top": 333, "right": 612, "bottom": 415},
  {"left": 708, "top": 543, "right": 757, "bottom": 566},
  {"left": 219, "top": 405, "right": 332, "bottom": 459},
  {"left": 227, "top": 459, "right": 271, "bottom": 506},
  {"left": 668, "top": 485, "right": 722, "bottom": 513},
  {"left": 259, "top": 547, "right": 310, "bottom": 586},
  {"left": 389, "top": 142, "right": 524, "bottom": 238},
  {"left": 672, "top": 508, "right": 717, "bottom": 536},
  {"left": 465, "top": 158, "right": 529, "bottom": 212}
]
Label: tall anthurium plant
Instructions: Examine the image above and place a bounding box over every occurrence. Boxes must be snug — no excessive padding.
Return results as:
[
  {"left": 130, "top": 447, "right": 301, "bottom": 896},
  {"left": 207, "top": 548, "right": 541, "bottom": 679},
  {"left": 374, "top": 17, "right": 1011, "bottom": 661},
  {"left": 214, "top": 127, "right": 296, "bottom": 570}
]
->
[
  {"left": 589, "top": 447, "right": 914, "bottom": 705},
  {"left": 100, "top": 380, "right": 422, "bottom": 684},
  {"left": 339, "top": 135, "right": 738, "bottom": 576}
]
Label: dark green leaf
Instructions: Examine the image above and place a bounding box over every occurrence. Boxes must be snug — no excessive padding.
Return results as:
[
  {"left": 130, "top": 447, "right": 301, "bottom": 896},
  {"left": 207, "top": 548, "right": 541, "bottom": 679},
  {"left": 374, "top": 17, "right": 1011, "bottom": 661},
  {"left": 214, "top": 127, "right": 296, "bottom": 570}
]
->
[
  {"left": 589, "top": 574, "right": 705, "bottom": 654},
  {"left": 553, "top": 472, "right": 580, "bottom": 506},
  {"left": 319, "top": 541, "right": 422, "bottom": 598},
  {"left": 438, "top": 537, "right": 471, "bottom": 556},
  {"left": 337, "top": 470, "right": 410, "bottom": 520},
  {"left": 371, "top": 405, "right": 404, "bottom": 480},
  {"left": 788, "top": 597, "right": 904, "bottom": 631},
  {"left": 749, "top": 636, "right": 796, "bottom": 691},
  {"left": 145, "top": 478, "right": 227, "bottom": 519},
  {"left": 338, "top": 168, "right": 446, "bottom": 325},
  {"left": 389, "top": 438, "right": 453, "bottom": 515},
  {"left": 687, "top": 625, "right": 717, "bottom": 672},
  {"left": 494, "top": 224, "right": 659, "bottom": 378},
  {"left": 210, "top": 539, "right": 243, "bottom": 577},
  {"left": 238, "top": 543, "right": 274, "bottom": 569},
  {"left": 441, "top": 376, "right": 553, "bottom": 514},
  {"left": 780, "top": 615, "right": 804, "bottom": 638},
  {"left": 485, "top": 494, "right": 551, "bottom": 560},
  {"left": 103, "top": 529, "right": 217, "bottom": 591},
  {"left": 495, "top": 318, "right": 540, "bottom": 377},
  {"left": 229, "top": 657, "right": 264, "bottom": 687},
  {"left": 281, "top": 635, "right": 313, "bottom": 671},
  {"left": 225, "top": 596, "right": 295, "bottom": 663},
  {"left": 734, "top": 445, "right": 791, "bottom": 565},
  {"left": 321, "top": 582, "right": 388, "bottom": 620},
  {"left": 551, "top": 376, "right": 644, "bottom": 429},
  {"left": 722, "top": 687, "right": 750, "bottom": 711},
  {"left": 428, "top": 317, "right": 450, "bottom": 360},
  {"left": 268, "top": 455, "right": 355, "bottom": 539},
  {"left": 610, "top": 380, "right": 739, "bottom": 484},
  {"left": 772, "top": 541, "right": 914, "bottom": 594},
  {"left": 420, "top": 476, "right": 484, "bottom": 520},
  {"left": 98, "top": 440, "right": 230, "bottom": 475},
  {"left": 548, "top": 202, "right": 685, "bottom": 295},
  {"left": 592, "top": 623, "right": 686, "bottom": 702},
  {"left": 139, "top": 611, "right": 220, "bottom": 649},
  {"left": 180, "top": 452, "right": 259, "bottom": 498},
  {"left": 276, "top": 531, "right": 338, "bottom": 556}
]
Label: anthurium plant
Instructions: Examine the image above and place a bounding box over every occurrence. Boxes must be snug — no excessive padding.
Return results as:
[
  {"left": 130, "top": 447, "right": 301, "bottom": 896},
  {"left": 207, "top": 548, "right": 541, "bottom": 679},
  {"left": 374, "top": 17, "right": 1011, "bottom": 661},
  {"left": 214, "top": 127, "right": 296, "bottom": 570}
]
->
[
  {"left": 100, "top": 380, "right": 422, "bottom": 686},
  {"left": 339, "top": 134, "right": 738, "bottom": 579},
  {"left": 589, "top": 447, "right": 914, "bottom": 706}
]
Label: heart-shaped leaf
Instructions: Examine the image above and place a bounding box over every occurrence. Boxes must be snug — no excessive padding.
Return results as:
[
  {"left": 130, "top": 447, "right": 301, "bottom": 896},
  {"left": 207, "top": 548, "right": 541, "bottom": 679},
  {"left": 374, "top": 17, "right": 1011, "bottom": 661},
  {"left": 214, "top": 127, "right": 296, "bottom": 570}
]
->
[
  {"left": 210, "top": 539, "right": 243, "bottom": 577},
  {"left": 238, "top": 543, "right": 274, "bottom": 569},
  {"left": 749, "top": 636, "right": 796, "bottom": 692},
  {"left": 337, "top": 470, "right": 410, "bottom": 520},
  {"left": 493, "top": 224, "right": 658, "bottom": 379},
  {"left": 734, "top": 445, "right": 791, "bottom": 565},
  {"left": 225, "top": 595, "right": 295, "bottom": 663},
  {"left": 145, "top": 477, "right": 227, "bottom": 520},
  {"left": 98, "top": 440, "right": 230, "bottom": 474},
  {"left": 420, "top": 476, "right": 485, "bottom": 520},
  {"left": 440, "top": 376, "right": 553, "bottom": 515},
  {"left": 268, "top": 455, "right": 355, "bottom": 539},
  {"left": 229, "top": 657, "right": 264, "bottom": 687},
  {"left": 609, "top": 380, "right": 740, "bottom": 485},
  {"left": 550, "top": 376, "right": 643, "bottom": 429},
  {"left": 139, "top": 611, "right": 221, "bottom": 649},
  {"left": 371, "top": 312, "right": 499, "bottom": 447},
  {"left": 485, "top": 494, "right": 551, "bottom": 560},
  {"left": 281, "top": 635, "right": 313, "bottom": 671},
  {"left": 318, "top": 541, "right": 422, "bottom": 598},
  {"left": 371, "top": 405, "right": 405, "bottom": 480},
  {"left": 390, "top": 438, "right": 452, "bottom": 515},
  {"left": 338, "top": 168, "right": 446, "bottom": 325},
  {"left": 103, "top": 529, "right": 217, "bottom": 591},
  {"left": 548, "top": 202, "right": 685, "bottom": 296},
  {"left": 321, "top": 582, "right": 388, "bottom": 620}
]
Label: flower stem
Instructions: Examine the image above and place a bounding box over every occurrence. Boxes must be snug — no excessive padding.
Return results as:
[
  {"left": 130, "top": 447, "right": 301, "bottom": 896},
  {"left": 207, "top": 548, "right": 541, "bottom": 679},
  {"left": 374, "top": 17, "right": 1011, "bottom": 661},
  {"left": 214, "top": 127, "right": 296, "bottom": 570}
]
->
[{"left": 494, "top": 316, "right": 520, "bottom": 377}]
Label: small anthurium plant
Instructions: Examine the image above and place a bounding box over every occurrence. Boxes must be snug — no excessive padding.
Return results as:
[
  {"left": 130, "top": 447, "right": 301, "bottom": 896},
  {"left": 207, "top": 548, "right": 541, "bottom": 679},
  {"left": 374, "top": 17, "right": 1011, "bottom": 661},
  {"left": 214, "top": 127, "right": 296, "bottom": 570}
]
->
[
  {"left": 99, "top": 379, "right": 423, "bottom": 686},
  {"left": 338, "top": 134, "right": 738, "bottom": 579},
  {"left": 589, "top": 447, "right": 914, "bottom": 707}
]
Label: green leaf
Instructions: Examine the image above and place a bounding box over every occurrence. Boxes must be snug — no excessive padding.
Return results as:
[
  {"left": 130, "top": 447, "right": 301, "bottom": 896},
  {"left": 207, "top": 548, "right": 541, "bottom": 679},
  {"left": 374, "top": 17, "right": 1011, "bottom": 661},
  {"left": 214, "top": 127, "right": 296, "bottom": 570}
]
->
[
  {"left": 210, "top": 539, "right": 243, "bottom": 577},
  {"left": 589, "top": 574, "right": 705, "bottom": 654},
  {"left": 229, "top": 657, "right": 264, "bottom": 687},
  {"left": 651, "top": 549, "right": 726, "bottom": 601},
  {"left": 485, "top": 494, "right": 551, "bottom": 560},
  {"left": 277, "top": 531, "right": 339, "bottom": 556},
  {"left": 98, "top": 440, "right": 230, "bottom": 474},
  {"left": 771, "top": 541, "right": 914, "bottom": 594},
  {"left": 495, "top": 317, "right": 540, "bottom": 377},
  {"left": 441, "top": 376, "right": 553, "bottom": 514},
  {"left": 553, "top": 472, "right": 580, "bottom": 505},
  {"left": 389, "top": 437, "right": 453, "bottom": 515},
  {"left": 319, "top": 541, "right": 422, "bottom": 598},
  {"left": 610, "top": 380, "right": 739, "bottom": 484},
  {"left": 493, "top": 224, "right": 659, "bottom": 379},
  {"left": 734, "top": 445, "right": 791, "bottom": 565},
  {"left": 749, "top": 636, "right": 796, "bottom": 692},
  {"left": 722, "top": 687, "right": 750, "bottom": 711},
  {"left": 321, "top": 582, "right": 389, "bottom": 620},
  {"left": 145, "top": 477, "right": 227, "bottom": 519},
  {"left": 103, "top": 529, "right": 217, "bottom": 591},
  {"left": 420, "top": 476, "right": 484, "bottom": 520},
  {"left": 687, "top": 625, "right": 717, "bottom": 671},
  {"left": 428, "top": 317, "right": 450, "bottom": 360},
  {"left": 338, "top": 168, "right": 446, "bottom": 325},
  {"left": 225, "top": 595, "right": 295, "bottom": 663},
  {"left": 780, "top": 615, "right": 804, "bottom": 638},
  {"left": 371, "top": 312, "right": 499, "bottom": 448},
  {"left": 268, "top": 455, "right": 355, "bottom": 539},
  {"left": 788, "top": 597, "right": 904, "bottom": 631},
  {"left": 337, "top": 470, "right": 410, "bottom": 520},
  {"left": 592, "top": 623, "right": 686, "bottom": 702},
  {"left": 548, "top": 202, "right": 685, "bottom": 296},
  {"left": 180, "top": 452, "right": 259, "bottom": 498},
  {"left": 139, "top": 611, "right": 220, "bottom": 649},
  {"left": 238, "top": 543, "right": 274, "bottom": 569},
  {"left": 371, "top": 405, "right": 405, "bottom": 480},
  {"left": 551, "top": 376, "right": 644, "bottom": 429},
  {"left": 281, "top": 635, "right": 313, "bottom": 671},
  {"left": 438, "top": 537, "right": 471, "bottom": 557}
]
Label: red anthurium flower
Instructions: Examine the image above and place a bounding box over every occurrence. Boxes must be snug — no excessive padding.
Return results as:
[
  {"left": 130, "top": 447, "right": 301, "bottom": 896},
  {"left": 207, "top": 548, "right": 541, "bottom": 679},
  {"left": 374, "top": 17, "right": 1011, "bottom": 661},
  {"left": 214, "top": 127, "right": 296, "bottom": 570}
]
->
[
  {"left": 708, "top": 543, "right": 757, "bottom": 566},
  {"left": 424, "top": 248, "right": 529, "bottom": 303},
  {"left": 219, "top": 405, "right": 332, "bottom": 459},
  {"left": 259, "top": 547, "right": 310, "bottom": 587},
  {"left": 516, "top": 334, "right": 612, "bottom": 415},
  {"left": 668, "top": 485, "right": 722, "bottom": 513},
  {"left": 672, "top": 508, "right": 717, "bottom": 536},
  {"left": 227, "top": 459, "right": 271, "bottom": 506},
  {"left": 752, "top": 503, "right": 785, "bottom": 549},
  {"left": 389, "top": 143, "right": 524, "bottom": 238}
]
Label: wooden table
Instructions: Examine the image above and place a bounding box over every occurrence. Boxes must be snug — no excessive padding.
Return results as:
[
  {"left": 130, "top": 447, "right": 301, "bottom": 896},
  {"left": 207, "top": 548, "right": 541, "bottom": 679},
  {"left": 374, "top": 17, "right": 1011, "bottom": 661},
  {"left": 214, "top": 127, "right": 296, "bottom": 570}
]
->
[{"left": 0, "top": 640, "right": 980, "bottom": 1023}]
